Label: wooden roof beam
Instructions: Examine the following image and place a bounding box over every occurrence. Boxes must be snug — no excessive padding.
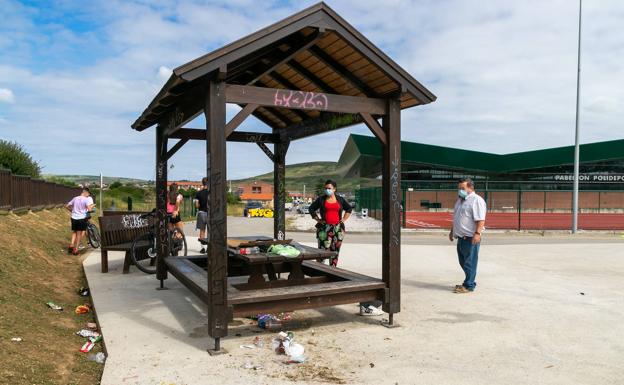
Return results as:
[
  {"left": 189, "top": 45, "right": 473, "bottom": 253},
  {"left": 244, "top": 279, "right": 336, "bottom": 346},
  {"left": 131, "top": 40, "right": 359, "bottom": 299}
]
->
[
  {"left": 170, "top": 128, "right": 279, "bottom": 143},
  {"left": 265, "top": 72, "right": 310, "bottom": 121},
  {"left": 225, "top": 84, "right": 387, "bottom": 115},
  {"left": 307, "top": 45, "right": 380, "bottom": 97},
  {"left": 285, "top": 59, "right": 338, "bottom": 94}
]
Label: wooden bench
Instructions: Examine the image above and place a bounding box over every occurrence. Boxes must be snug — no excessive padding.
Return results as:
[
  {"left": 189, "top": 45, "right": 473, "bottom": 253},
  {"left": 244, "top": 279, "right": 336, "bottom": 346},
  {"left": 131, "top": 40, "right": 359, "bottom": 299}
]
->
[{"left": 98, "top": 213, "right": 152, "bottom": 273}]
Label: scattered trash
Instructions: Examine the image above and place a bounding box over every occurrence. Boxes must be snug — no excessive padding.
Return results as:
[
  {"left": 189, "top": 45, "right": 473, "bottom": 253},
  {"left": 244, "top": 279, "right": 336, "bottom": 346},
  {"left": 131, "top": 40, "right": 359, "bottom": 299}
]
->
[
  {"left": 272, "top": 331, "right": 306, "bottom": 364},
  {"left": 267, "top": 244, "right": 301, "bottom": 257},
  {"left": 46, "top": 302, "right": 63, "bottom": 311},
  {"left": 258, "top": 314, "right": 282, "bottom": 330},
  {"left": 11, "top": 337, "right": 23, "bottom": 342},
  {"left": 86, "top": 322, "right": 98, "bottom": 330},
  {"left": 87, "top": 352, "right": 106, "bottom": 364},
  {"left": 76, "top": 329, "right": 100, "bottom": 338},
  {"left": 240, "top": 344, "right": 255, "bottom": 349},
  {"left": 284, "top": 355, "right": 306, "bottom": 364},
  {"left": 235, "top": 333, "right": 242, "bottom": 337},
  {"left": 253, "top": 336, "right": 264, "bottom": 348},
  {"left": 75, "top": 304, "right": 91, "bottom": 314},
  {"left": 242, "top": 362, "right": 263, "bottom": 370},
  {"left": 369, "top": 363, "right": 375, "bottom": 368},
  {"left": 80, "top": 341, "right": 95, "bottom": 353},
  {"left": 77, "top": 287, "right": 90, "bottom": 297},
  {"left": 545, "top": 364, "right": 554, "bottom": 369},
  {"left": 89, "top": 335, "right": 103, "bottom": 343},
  {"left": 580, "top": 292, "right": 585, "bottom": 295}
]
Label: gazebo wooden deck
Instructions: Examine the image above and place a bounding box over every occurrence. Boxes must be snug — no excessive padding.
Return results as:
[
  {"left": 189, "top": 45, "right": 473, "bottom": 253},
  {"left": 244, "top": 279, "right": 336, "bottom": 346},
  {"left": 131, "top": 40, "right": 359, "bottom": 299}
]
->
[{"left": 132, "top": 2, "right": 435, "bottom": 354}]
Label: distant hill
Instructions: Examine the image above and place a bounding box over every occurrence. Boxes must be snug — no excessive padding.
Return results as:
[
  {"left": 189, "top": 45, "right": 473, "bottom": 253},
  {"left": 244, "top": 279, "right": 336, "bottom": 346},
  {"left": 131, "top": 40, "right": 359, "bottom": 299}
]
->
[
  {"left": 231, "top": 161, "right": 379, "bottom": 194},
  {"left": 42, "top": 174, "right": 152, "bottom": 186}
]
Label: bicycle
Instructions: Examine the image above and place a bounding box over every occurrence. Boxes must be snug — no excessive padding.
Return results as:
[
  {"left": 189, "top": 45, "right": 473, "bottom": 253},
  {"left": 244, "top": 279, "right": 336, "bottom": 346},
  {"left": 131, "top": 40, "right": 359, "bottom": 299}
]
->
[
  {"left": 85, "top": 210, "right": 101, "bottom": 249},
  {"left": 130, "top": 209, "right": 187, "bottom": 274}
]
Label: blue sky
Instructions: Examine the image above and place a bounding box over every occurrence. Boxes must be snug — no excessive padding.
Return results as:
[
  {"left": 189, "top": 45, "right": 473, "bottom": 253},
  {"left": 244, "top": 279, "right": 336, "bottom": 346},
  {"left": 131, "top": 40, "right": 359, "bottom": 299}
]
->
[{"left": 0, "top": 0, "right": 623, "bottom": 180}]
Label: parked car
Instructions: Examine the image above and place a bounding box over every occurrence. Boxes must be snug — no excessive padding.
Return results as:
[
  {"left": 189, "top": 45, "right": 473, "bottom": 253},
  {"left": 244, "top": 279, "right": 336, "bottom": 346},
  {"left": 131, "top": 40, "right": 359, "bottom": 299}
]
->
[
  {"left": 243, "top": 201, "right": 263, "bottom": 217},
  {"left": 285, "top": 202, "right": 293, "bottom": 211},
  {"left": 298, "top": 204, "right": 310, "bottom": 214}
]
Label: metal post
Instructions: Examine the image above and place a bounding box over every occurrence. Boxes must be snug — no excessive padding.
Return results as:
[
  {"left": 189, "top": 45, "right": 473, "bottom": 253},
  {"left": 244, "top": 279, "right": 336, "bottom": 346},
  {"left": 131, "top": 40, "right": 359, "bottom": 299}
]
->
[
  {"left": 572, "top": 0, "right": 582, "bottom": 233},
  {"left": 99, "top": 173, "right": 103, "bottom": 211}
]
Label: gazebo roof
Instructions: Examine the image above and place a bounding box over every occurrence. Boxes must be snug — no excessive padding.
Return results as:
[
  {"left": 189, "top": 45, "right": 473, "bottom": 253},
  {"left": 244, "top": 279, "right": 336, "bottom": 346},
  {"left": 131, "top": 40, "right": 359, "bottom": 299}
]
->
[{"left": 132, "top": 2, "right": 436, "bottom": 132}]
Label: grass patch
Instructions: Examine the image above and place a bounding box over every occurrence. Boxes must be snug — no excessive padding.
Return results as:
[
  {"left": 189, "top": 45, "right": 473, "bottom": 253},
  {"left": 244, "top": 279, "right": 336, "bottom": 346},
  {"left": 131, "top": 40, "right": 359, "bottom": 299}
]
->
[{"left": 0, "top": 209, "right": 103, "bottom": 385}]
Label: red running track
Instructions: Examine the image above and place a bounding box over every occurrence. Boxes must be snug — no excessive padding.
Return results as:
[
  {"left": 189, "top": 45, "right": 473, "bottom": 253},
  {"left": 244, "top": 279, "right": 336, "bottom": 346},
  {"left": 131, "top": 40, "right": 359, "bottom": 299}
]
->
[{"left": 404, "top": 212, "right": 624, "bottom": 230}]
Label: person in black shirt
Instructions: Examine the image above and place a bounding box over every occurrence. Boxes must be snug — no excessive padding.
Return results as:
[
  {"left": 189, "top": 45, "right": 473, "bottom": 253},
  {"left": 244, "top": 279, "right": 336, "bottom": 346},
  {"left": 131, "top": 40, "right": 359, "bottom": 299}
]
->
[{"left": 194, "top": 177, "right": 209, "bottom": 254}]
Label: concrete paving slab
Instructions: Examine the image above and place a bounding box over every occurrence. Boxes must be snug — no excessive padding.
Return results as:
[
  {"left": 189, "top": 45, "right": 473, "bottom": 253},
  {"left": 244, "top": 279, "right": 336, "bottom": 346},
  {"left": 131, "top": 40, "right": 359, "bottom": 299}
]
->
[{"left": 84, "top": 237, "right": 624, "bottom": 385}]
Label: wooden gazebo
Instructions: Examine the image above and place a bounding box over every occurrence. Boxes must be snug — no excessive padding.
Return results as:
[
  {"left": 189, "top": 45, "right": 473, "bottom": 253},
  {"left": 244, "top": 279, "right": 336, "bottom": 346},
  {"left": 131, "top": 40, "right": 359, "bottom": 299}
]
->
[{"left": 132, "top": 2, "right": 435, "bottom": 354}]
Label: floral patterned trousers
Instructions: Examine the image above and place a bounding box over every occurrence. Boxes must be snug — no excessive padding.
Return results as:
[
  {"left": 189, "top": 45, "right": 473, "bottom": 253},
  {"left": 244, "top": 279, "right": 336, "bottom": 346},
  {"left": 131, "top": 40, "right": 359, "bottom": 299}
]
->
[{"left": 316, "top": 223, "right": 345, "bottom": 267}]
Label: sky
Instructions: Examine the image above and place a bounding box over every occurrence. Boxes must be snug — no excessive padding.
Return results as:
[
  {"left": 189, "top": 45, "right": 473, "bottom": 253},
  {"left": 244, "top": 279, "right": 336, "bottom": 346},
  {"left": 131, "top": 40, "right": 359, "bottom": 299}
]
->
[{"left": 0, "top": 0, "right": 622, "bottom": 181}]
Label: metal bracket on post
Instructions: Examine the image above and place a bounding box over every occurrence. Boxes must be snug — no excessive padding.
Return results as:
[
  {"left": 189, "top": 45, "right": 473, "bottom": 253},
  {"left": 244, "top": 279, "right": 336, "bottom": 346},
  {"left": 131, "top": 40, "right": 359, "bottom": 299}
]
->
[
  {"left": 381, "top": 313, "right": 399, "bottom": 328},
  {"left": 207, "top": 337, "right": 227, "bottom": 356}
]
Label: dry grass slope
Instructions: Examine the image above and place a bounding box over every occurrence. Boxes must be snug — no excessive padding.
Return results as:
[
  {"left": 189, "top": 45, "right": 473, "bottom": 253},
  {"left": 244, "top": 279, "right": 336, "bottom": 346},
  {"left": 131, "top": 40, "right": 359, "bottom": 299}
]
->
[{"left": 0, "top": 209, "right": 103, "bottom": 385}]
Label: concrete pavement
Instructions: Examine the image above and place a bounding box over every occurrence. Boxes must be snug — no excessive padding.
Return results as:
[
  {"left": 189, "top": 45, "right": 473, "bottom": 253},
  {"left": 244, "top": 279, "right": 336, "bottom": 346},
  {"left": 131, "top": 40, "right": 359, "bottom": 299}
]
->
[{"left": 84, "top": 230, "right": 624, "bottom": 384}]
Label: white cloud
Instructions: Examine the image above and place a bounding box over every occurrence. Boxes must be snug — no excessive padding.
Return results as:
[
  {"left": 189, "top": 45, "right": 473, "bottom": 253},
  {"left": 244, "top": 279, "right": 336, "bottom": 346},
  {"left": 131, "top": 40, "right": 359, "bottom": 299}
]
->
[
  {"left": 157, "top": 65, "right": 172, "bottom": 80},
  {"left": 0, "top": 88, "right": 15, "bottom": 103},
  {"left": 0, "top": 0, "right": 623, "bottom": 179}
]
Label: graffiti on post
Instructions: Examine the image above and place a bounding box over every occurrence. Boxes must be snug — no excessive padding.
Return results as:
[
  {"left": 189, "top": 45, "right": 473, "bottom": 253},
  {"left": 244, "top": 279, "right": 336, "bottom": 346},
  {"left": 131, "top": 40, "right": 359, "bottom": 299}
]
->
[
  {"left": 122, "top": 214, "right": 148, "bottom": 229},
  {"left": 274, "top": 90, "right": 329, "bottom": 110},
  {"left": 390, "top": 145, "right": 401, "bottom": 246}
]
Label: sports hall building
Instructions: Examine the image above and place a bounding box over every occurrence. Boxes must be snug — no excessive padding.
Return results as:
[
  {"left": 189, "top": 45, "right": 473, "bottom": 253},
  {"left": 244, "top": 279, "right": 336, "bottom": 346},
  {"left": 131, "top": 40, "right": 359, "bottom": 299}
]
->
[{"left": 339, "top": 134, "right": 624, "bottom": 230}]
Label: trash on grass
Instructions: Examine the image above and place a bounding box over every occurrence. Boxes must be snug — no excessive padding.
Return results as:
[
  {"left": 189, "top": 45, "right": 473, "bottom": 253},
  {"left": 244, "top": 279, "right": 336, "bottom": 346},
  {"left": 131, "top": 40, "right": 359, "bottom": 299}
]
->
[
  {"left": 46, "top": 302, "right": 63, "bottom": 311},
  {"left": 86, "top": 322, "right": 98, "bottom": 330},
  {"left": 75, "top": 304, "right": 91, "bottom": 314},
  {"left": 87, "top": 352, "right": 106, "bottom": 364},
  {"left": 11, "top": 337, "right": 23, "bottom": 342},
  {"left": 89, "top": 335, "right": 102, "bottom": 343},
  {"left": 77, "top": 287, "right": 90, "bottom": 297},
  {"left": 76, "top": 329, "right": 100, "bottom": 338},
  {"left": 80, "top": 341, "right": 95, "bottom": 353}
]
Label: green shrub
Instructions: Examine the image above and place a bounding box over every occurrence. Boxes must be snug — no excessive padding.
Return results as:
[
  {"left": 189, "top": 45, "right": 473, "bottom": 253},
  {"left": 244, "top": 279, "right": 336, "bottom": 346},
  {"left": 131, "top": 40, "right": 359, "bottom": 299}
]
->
[{"left": 0, "top": 140, "right": 41, "bottom": 178}]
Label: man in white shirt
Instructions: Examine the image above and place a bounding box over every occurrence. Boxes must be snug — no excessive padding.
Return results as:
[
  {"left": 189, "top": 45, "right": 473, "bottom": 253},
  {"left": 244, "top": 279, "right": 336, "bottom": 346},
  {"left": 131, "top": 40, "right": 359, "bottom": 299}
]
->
[{"left": 448, "top": 178, "right": 486, "bottom": 293}]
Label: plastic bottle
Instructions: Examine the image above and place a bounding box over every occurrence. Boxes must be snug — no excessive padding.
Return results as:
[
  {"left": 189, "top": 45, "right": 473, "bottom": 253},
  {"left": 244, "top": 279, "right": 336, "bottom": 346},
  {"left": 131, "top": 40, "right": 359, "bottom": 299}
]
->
[
  {"left": 239, "top": 247, "right": 260, "bottom": 255},
  {"left": 265, "top": 317, "right": 282, "bottom": 330}
]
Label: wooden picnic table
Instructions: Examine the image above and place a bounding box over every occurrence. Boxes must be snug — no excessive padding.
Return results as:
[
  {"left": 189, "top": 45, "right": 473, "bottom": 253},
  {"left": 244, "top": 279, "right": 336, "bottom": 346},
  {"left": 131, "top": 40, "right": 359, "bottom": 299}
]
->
[{"left": 199, "top": 235, "right": 336, "bottom": 285}]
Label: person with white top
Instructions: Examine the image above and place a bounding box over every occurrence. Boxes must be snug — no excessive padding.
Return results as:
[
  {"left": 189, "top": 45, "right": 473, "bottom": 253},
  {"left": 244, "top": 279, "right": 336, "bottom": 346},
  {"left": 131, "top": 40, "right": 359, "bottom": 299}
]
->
[
  {"left": 66, "top": 187, "right": 95, "bottom": 255},
  {"left": 448, "top": 178, "right": 486, "bottom": 293}
]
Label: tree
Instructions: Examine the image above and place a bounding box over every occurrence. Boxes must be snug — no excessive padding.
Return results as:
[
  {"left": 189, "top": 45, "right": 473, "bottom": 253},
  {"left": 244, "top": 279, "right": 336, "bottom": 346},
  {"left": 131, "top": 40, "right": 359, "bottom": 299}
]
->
[
  {"left": 0, "top": 140, "right": 41, "bottom": 178},
  {"left": 109, "top": 181, "right": 122, "bottom": 189}
]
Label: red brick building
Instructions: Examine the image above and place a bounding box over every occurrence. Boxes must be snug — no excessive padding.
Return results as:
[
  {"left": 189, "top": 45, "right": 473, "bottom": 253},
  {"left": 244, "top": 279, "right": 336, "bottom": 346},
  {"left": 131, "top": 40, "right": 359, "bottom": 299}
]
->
[{"left": 236, "top": 181, "right": 274, "bottom": 204}]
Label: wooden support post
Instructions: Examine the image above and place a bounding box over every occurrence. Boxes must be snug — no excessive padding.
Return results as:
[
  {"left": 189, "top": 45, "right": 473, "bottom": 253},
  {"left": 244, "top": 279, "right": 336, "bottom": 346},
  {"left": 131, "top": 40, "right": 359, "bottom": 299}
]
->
[
  {"left": 381, "top": 97, "right": 401, "bottom": 319},
  {"left": 155, "top": 124, "right": 169, "bottom": 287},
  {"left": 166, "top": 138, "right": 189, "bottom": 160},
  {"left": 273, "top": 135, "right": 290, "bottom": 240},
  {"left": 205, "top": 79, "right": 229, "bottom": 353}
]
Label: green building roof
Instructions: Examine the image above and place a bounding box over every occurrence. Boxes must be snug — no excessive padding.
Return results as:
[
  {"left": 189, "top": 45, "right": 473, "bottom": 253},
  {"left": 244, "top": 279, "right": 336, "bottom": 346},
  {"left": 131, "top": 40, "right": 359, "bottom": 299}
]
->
[{"left": 338, "top": 134, "right": 624, "bottom": 178}]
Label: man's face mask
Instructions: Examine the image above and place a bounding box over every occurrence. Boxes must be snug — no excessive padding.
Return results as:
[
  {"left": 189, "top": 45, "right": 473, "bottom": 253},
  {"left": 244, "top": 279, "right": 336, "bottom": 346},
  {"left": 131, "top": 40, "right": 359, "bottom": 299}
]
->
[{"left": 458, "top": 189, "right": 468, "bottom": 199}]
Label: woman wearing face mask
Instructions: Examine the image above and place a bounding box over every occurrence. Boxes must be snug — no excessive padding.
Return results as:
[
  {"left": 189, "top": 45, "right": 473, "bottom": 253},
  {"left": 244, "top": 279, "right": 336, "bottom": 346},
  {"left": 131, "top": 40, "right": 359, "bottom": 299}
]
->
[{"left": 309, "top": 180, "right": 353, "bottom": 267}]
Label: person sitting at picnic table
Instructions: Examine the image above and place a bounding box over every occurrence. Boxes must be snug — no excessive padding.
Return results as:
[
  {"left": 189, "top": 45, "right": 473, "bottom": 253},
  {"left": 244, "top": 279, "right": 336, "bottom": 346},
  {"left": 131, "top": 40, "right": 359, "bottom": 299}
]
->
[{"left": 308, "top": 180, "right": 352, "bottom": 267}]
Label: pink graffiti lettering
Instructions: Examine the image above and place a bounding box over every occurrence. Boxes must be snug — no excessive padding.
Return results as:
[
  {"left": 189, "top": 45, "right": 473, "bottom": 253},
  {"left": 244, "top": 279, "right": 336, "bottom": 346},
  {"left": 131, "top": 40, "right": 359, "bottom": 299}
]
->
[{"left": 273, "top": 90, "right": 329, "bottom": 110}]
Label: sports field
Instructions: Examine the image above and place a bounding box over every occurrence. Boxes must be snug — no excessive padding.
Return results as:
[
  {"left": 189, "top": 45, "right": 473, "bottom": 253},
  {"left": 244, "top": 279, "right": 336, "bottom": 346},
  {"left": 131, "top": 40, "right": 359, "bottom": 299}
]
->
[{"left": 405, "top": 211, "right": 624, "bottom": 230}]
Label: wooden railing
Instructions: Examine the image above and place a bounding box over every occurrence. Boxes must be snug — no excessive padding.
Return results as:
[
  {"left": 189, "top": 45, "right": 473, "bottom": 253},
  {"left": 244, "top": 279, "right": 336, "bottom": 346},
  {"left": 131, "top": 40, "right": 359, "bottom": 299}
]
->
[{"left": 0, "top": 168, "right": 82, "bottom": 211}]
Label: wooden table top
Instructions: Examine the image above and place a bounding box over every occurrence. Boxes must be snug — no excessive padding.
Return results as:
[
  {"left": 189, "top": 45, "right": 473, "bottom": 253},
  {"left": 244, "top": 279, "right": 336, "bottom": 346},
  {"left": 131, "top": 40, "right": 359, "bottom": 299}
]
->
[{"left": 225, "top": 236, "right": 336, "bottom": 264}]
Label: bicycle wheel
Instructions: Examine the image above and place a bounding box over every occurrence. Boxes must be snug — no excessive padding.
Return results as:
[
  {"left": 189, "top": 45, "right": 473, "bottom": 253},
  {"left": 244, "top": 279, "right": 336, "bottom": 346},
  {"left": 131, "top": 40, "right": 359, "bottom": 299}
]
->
[
  {"left": 131, "top": 233, "right": 158, "bottom": 274},
  {"left": 86, "top": 223, "right": 101, "bottom": 248},
  {"left": 169, "top": 229, "right": 187, "bottom": 257}
]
